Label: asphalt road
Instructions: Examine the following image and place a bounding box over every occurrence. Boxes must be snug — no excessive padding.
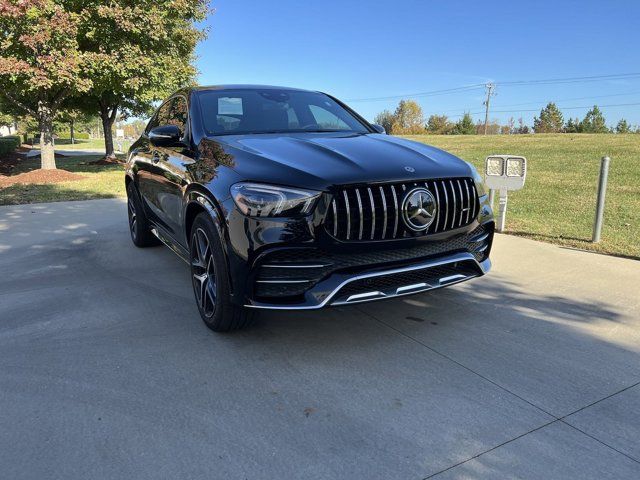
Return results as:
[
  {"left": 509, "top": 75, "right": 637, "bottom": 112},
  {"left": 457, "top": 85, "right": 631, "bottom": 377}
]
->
[{"left": 1, "top": 199, "right": 639, "bottom": 480}]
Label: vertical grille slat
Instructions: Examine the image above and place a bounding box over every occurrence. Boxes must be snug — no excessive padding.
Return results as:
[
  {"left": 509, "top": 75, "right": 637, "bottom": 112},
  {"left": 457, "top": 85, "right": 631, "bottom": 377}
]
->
[
  {"left": 431, "top": 181, "right": 442, "bottom": 233},
  {"left": 343, "top": 190, "right": 351, "bottom": 240},
  {"left": 470, "top": 180, "right": 477, "bottom": 221},
  {"left": 331, "top": 199, "right": 338, "bottom": 237},
  {"left": 327, "top": 177, "right": 478, "bottom": 242},
  {"left": 367, "top": 187, "right": 376, "bottom": 240},
  {"left": 391, "top": 185, "right": 399, "bottom": 238},
  {"left": 379, "top": 185, "right": 388, "bottom": 239},
  {"left": 442, "top": 181, "right": 450, "bottom": 231},
  {"left": 355, "top": 188, "right": 364, "bottom": 240},
  {"left": 464, "top": 179, "right": 472, "bottom": 224},
  {"left": 456, "top": 180, "right": 464, "bottom": 227},
  {"left": 448, "top": 180, "right": 457, "bottom": 230}
]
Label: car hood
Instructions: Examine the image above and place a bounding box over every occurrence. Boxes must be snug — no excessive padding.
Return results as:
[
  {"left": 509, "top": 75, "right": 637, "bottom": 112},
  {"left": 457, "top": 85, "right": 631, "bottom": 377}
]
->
[{"left": 201, "top": 132, "right": 473, "bottom": 191}]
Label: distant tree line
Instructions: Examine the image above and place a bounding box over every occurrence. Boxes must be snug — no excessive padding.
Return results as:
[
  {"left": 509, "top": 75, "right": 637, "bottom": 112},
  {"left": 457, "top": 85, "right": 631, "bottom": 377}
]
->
[{"left": 374, "top": 100, "right": 639, "bottom": 135}]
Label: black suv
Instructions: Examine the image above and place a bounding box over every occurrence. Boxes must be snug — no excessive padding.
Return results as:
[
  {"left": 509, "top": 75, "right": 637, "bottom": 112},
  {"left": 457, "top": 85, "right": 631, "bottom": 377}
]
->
[{"left": 126, "top": 85, "right": 494, "bottom": 331}]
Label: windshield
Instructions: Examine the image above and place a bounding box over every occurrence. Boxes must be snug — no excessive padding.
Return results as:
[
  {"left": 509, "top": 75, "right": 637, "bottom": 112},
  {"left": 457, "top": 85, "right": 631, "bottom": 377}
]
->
[{"left": 197, "top": 89, "right": 370, "bottom": 136}]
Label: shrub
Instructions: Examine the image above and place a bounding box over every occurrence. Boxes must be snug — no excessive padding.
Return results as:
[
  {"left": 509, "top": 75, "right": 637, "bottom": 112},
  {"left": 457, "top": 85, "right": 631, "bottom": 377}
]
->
[{"left": 0, "top": 135, "right": 21, "bottom": 156}]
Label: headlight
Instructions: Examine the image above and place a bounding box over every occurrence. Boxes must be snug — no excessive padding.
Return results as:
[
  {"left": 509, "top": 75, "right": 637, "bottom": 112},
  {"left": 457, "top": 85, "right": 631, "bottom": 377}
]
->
[
  {"left": 465, "top": 162, "right": 488, "bottom": 197},
  {"left": 230, "top": 182, "right": 321, "bottom": 217}
]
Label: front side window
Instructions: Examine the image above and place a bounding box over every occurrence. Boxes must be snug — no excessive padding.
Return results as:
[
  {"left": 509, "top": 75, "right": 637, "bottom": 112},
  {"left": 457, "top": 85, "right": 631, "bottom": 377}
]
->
[
  {"left": 197, "top": 89, "right": 369, "bottom": 136},
  {"left": 146, "top": 97, "right": 188, "bottom": 135},
  {"left": 166, "top": 96, "right": 188, "bottom": 135}
]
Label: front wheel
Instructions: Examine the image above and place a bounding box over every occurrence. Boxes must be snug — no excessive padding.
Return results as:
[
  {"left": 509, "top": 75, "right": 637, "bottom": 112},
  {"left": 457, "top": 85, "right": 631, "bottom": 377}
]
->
[
  {"left": 189, "top": 212, "right": 254, "bottom": 332},
  {"left": 126, "top": 181, "right": 159, "bottom": 248}
]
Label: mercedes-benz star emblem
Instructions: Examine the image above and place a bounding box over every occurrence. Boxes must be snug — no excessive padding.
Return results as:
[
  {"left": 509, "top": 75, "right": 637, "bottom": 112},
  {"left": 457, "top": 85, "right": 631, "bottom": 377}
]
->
[{"left": 402, "top": 188, "right": 437, "bottom": 232}]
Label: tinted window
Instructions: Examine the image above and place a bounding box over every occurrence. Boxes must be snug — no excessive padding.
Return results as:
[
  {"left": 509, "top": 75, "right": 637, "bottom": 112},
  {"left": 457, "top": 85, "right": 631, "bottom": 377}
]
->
[
  {"left": 309, "top": 105, "right": 350, "bottom": 130},
  {"left": 147, "top": 97, "right": 188, "bottom": 135},
  {"left": 196, "top": 89, "right": 369, "bottom": 136},
  {"left": 166, "top": 96, "right": 188, "bottom": 134}
]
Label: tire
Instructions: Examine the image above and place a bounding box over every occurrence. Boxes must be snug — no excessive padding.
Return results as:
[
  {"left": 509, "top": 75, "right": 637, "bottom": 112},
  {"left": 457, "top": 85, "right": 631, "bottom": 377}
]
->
[
  {"left": 189, "top": 212, "right": 254, "bottom": 332},
  {"left": 126, "top": 181, "right": 159, "bottom": 248}
]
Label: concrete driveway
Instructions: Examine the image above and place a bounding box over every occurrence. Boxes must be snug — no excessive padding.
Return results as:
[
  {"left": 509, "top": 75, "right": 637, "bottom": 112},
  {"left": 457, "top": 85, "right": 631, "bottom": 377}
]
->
[{"left": 1, "top": 199, "right": 639, "bottom": 479}]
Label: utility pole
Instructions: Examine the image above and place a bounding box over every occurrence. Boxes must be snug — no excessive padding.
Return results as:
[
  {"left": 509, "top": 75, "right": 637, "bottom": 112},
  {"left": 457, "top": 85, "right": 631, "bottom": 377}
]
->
[{"left": 483, "top": 83, "right": 496, "bottom": 135}]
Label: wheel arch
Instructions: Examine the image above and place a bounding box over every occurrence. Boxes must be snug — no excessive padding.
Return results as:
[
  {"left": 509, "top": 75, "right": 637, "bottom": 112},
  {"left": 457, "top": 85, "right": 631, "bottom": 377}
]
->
[{"left": 184, "top": 187, "right": 235, "bottom": 296}]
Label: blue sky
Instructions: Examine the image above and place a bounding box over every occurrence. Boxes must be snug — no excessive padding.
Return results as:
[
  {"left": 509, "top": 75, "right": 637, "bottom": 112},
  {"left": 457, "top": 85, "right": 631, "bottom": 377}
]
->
[{"left": 196, "top": 0, "right": 640, "bottom": 127}]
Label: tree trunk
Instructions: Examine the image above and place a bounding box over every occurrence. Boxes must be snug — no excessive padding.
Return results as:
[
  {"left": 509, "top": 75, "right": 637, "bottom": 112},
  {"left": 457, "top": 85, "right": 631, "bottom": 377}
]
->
[
  {"left": 99, "top": 101, "right": 118, "bottom": 159},
  {"left": 70, "top": 119, "right": 75, "bottom": 145},
  {"left": 38, "top": 101, "right": 56, "bottom": 170}
]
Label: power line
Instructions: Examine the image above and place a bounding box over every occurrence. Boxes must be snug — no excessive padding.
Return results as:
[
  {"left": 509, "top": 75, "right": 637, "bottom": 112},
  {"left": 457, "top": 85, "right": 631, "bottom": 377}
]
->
[
  {"left": 447, "top": 101, "right": 640, "bottom": 118},
  {"left": 438, "top": 90, "right": 640, "bottom": 114},
  {"left": 346, "top": 72, "right": 640, "bottom": 103},
  {"left": 345, "top": 84, "right": 485, "bottom": 103}
]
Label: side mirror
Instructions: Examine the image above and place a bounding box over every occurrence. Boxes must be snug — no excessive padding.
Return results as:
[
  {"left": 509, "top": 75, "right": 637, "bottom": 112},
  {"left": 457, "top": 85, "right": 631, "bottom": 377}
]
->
[
  {"left": 149, "top": 125, "right": 182, "bottom": 147},
  {"left": 371, "top": 124, "right": 386, "bottom": 134}
]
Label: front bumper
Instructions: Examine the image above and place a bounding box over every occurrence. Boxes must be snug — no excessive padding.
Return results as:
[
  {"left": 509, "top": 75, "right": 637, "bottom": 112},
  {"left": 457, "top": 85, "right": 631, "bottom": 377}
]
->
[
  {"left": 245, "top": 251, "right": 490, "bottom": 310},
  {"left": 222, "top": 192, "right": 495, "bottom": 310}
]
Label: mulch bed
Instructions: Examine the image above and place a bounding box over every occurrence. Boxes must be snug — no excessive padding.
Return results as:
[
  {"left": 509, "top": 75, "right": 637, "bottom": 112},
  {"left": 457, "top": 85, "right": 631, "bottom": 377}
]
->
[
  {"left": 0, "top": 151, "right": 28, "bottom": 175},
  {"left": 88, "top": 156, "right": 126, "bottom": 165},
  {"left": 0, "top": 169, "right": 85, "bottom": 188}
]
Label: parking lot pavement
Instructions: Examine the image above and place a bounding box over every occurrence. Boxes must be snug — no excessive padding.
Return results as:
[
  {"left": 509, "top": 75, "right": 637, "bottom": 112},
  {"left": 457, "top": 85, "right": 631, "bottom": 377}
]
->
[{"left": 1, "top": 199, "right": 639, "bottom": 480}]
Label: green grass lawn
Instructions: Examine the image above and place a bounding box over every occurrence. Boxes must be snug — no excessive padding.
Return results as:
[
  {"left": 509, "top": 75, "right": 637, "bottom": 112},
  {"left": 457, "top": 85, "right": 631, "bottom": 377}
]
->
[
  {"left": 2, "top": 134, "right": 638, "bottom": 259},
  {"left": 30, "top": 137, "right": 133, "bottom": 152},
  {"left": 404, "top": 134, "right": 640, "bottom": 259},
  {"left": 0, "top": 155, "right": 125, "bottom": 205}
]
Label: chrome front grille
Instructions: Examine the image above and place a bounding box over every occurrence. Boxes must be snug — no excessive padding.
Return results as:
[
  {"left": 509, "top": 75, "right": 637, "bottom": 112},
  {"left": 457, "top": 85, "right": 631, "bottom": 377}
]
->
[{"left": 325, "top": 178, "right": 478, "bottom": 241}]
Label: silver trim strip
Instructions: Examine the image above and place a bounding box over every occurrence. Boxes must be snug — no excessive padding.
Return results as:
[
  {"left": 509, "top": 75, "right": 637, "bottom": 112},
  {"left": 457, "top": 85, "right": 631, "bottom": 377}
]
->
[
  {"left": 439, "top": 274, "right": 467, "bottom": 284},
  {"left": 396, "top": 282, "right": 429, "bottom": 293},
  {"left": 245, "top": 252, "right": 488, "bottom": 310},
  {"left": 262, "top": 264, "right": 330, "bottom": 268},
  {"left": 346, "top": 291, "right": 385, "bottom": 302},
  {"left": 475, "top": 244, "right": 489, "bottom": 254},
  {"left": 470, "top": 232, "right": 490, "bottom": 243},
  {"left": 151, "top": 228, "right": 189, "bottom": 264},
  {"left": 256, "top": 279, "right": 311, "bottom": 284}
]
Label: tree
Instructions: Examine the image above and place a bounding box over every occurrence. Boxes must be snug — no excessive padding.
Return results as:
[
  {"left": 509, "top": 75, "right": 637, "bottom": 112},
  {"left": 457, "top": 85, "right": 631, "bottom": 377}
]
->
[
  {"left": 533, "top": 102, "right": 564, "bottom": 133},
  {"left": 452, "top": 113, "right": 475, "bottom": 135},
  {"left": 616, "top": 119, "right": 631, "bottom": 134},
  {"left": 564, "top": 117, "right": 581, "bottom": 133},
  {"left": 391, "top": 100, "right": 425, "bottom": 134},
  {"left": 426, "top": 114, "right": 453, "bottom": 134},
  {"left": 514, "top": 117, "right": 530, "bottom": 134},
  {"left": 374, "top": 110, "right": 394, "bottom": 134},
  {"left": 475, "top": 119, "right": 500, "bottom": 135},
  {"left": 70, "top": 0, "right": 209, "bottom": 158},
  {"left": 0, "top": 0, "right": 91, "bottom": 169},
  {"left": 580, "top": 105, "right": 609, "bottom": 133}
]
